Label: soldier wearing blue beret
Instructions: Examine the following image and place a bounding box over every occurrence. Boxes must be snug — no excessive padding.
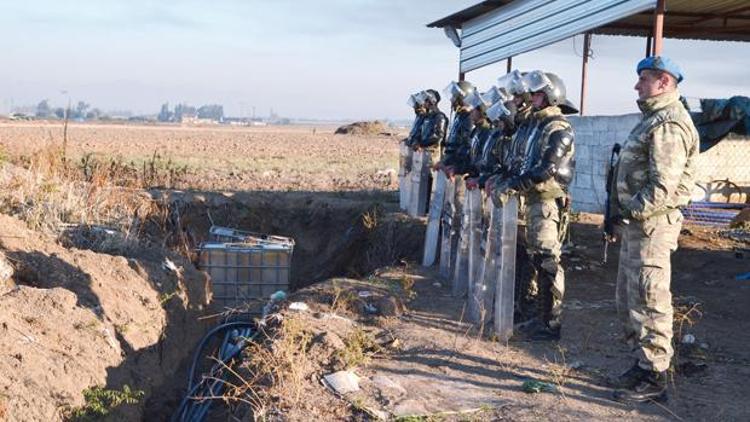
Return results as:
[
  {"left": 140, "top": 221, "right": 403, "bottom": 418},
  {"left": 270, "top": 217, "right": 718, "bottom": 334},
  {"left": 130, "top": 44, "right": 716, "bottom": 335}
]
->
[{"left": 607, "top": 56, "right": 698, "bottom": 403}]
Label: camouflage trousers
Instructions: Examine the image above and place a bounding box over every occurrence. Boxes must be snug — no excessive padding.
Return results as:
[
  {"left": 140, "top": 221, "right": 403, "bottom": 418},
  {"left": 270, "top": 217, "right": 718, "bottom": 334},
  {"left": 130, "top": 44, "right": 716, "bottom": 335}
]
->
[
  {"left": 616, "top": 209, "right": 682, "bottom": 372},
  {"left": 525, "top": 197, "right": 565, "bottom": 326}
]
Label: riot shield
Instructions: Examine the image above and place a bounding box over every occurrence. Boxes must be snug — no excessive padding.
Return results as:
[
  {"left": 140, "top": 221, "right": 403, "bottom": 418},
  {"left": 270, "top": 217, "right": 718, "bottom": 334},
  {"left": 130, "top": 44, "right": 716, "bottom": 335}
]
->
[
  {"left": 438, "top": 177, "right": 455, "bottom": 278},
  {"left": 422, "top": 170, "right": 446, "bottom": 266},
  {"left": 398, "top": 142, "right": 413, "bottom": 211},
  {"left": 408, "top": 150, "right": 431, "bottom": 217},
  {"left": 494, "top": 193, "right": 519, "bottom": 342},
  {"left": 473, "top": 199, "right": 499, "bottom": 325},
  {"left": 453, "top": 187, "right": 480, "bottom": 297},
  {"left": 466, "top": 190, "right": 485, "bottom": 323}
]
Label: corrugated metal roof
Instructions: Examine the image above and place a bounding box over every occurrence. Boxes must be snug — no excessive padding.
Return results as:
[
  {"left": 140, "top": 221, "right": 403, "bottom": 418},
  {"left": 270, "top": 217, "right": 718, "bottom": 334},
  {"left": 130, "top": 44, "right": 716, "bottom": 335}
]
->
[
  {"left": 593, "top": 0, "right": 750, "bottom": 41},
  {"left": 430, "top": 0, "right": 750, "bottom": 72},
  {"left": 459, "top": 0, "right": 656, "bottom": 73},
  {"left": 427, "top": 1, "right": 513, "bottom": 28}
]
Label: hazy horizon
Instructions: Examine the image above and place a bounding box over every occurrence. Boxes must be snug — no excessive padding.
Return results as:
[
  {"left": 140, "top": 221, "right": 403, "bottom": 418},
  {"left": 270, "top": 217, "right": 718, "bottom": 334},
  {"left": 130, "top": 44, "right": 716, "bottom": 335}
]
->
[{"left": 2, "top": 0, "right": 749, "bottom": 120}]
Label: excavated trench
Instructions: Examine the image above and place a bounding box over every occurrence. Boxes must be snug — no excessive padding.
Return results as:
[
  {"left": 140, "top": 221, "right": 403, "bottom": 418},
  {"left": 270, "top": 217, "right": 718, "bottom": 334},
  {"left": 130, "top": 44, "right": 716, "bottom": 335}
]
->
[
  {"left": 138, "top": 190, "right": 425, "bottom": 419},
  {"left": 153, "top": 190, "right": 425, "bottom": 290},
  {"left": 2, "top": 188, "right": 425, "bottom": 421}
]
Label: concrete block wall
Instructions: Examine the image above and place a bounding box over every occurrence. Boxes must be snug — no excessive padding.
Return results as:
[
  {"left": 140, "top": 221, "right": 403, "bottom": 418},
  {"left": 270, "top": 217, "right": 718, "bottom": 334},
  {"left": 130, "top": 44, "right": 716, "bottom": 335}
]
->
[
  {"left": 568, "top": 114, "right": 750, "bottom": 213},
  {"left": 568, "top": 114, "right": 641, "bottom": 214}
]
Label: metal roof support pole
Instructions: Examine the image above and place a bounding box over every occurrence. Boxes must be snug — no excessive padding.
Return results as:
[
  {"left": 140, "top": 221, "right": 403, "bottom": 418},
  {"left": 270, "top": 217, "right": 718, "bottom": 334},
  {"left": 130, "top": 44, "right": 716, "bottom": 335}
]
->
[
  {"left": 653, "top": 0, "right": 666, "bottom": 55},
  {"left": 506, "top": 56, "right": 513, "bottom": 74},
  {"left": 579, "top": 33, "right": 592, "bottom": 116},
  {"left": 459, "top": 71, "right": 466, "bottom": 82},
  {"left": 646, "top": 36, "right": 653, "bottom": 57}
]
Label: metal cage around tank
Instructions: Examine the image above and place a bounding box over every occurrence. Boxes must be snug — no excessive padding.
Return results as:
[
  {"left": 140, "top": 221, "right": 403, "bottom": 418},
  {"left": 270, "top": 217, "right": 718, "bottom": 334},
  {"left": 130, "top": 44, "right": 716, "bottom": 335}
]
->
[{"left": 198, "top": 226, "right": 294, "bottom": 308}]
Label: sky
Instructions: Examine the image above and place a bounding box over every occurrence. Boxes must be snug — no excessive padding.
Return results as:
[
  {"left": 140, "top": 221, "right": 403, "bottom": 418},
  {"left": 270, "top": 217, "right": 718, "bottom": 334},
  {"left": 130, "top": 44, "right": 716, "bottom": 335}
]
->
[{"left": 1, "top": 0, "right": 749, "bottom": 120}]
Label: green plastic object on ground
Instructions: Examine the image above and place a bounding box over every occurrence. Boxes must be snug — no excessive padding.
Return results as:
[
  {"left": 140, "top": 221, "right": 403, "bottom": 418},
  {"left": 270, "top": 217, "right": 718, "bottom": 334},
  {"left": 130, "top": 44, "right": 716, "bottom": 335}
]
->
[{"left": 522, "top": 379, "right": 558, "bottom": 394}]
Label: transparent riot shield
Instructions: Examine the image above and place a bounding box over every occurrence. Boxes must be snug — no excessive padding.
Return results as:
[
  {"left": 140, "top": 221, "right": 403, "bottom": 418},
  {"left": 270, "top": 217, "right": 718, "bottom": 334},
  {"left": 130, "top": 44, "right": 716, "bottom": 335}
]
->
[
  {"left": 408, "top": 150, "right": 431, "bottom": 217},
  {"left": 398, "top": 142, "right": 413, "bottom": 211},
  {"left": 474, "top": 199, "right": 499, "bottom": 325},
  {"left": 422, "top": 170, "right": 446, "bottom": 266},
  {"left": 438, "top": 177, "right": 455, "bottom": 278},
  {"left": 494, "top": 193, "right": 519, "bottom": 342},
  {"left": 453, "top": 187, "right": 480, "bottom": 297},
  {"left": 466, "top": 190, "right": 485, "bottom": 323}
]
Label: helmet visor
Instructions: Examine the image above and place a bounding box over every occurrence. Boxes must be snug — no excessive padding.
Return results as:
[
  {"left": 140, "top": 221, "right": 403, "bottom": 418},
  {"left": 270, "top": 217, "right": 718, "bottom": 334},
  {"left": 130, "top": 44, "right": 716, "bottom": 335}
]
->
[
  {"left": 443, "top": 81, "right": 467, "bottom": 102},
  {"left": 462, "top": 91, "right": 487, "bottom": 110},
  {"left": 481, "top": 86, "right": 510, "bottom": 106},
  {"left": 497, "top": 70, "right": 525, "bottom": 96},
  {"left": 406, "top": 94, "right": 421, "bottom": 108},
  {"left": 521, "top": 70, "right": 553, "bottom": 93},
  {"left": 422, "top": 90, "right": 437, "bottom": 104},
  {"left": 486, "top": 100, "right": 512, "bottom": 122}
]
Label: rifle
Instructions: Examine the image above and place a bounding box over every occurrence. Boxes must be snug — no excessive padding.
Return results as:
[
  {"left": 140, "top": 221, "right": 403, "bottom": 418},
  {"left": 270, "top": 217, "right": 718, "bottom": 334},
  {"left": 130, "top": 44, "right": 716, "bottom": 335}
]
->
[{"left": 602, "top": 143, "right": 622, "bottom": 264}]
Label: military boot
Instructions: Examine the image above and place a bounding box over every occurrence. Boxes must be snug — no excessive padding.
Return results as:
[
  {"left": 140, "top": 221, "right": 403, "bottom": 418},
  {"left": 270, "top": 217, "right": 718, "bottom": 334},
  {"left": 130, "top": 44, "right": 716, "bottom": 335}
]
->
[
  {"left": 522, "top": 320, "right": 560, "bottom": 341},
  {"left": 522, "top": 267, "right": 560, "bottom": 341},
  {"left": 524, "top": 273, "right": 560, "bottom": 341},
  {"left": 612, "top": 368, "right": 668, "bottom": 403},
  {"left": 608, "top": 361, "right": 650, "bottom": 389}
]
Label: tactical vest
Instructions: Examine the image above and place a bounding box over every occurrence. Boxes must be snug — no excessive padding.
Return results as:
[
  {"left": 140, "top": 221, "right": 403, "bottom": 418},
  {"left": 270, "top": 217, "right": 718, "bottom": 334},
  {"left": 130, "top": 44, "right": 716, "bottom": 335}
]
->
[
  {"left": 420, "top": 110, "right": 448, "bottom": 149},
  {"left": 464, "top": 121, "right": 494, "bottom": 176},
  {"left": 443, "top": 110, "right": 473, "bottom": 164},
  {"left": 406, "top": 114, "right": 426, "bottom": 146},
  {"left": 506, "top": 106, "right": 574, "bottom": 199}
]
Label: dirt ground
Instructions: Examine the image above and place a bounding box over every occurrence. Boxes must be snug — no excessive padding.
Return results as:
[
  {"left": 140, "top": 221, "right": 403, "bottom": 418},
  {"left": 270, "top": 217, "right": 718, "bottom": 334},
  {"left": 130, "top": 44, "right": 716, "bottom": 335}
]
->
[
  {"left": 0, "top": 213, "right": 217, "bottom": 421},
  {"left": 235, "top": 218, "right": 749, "bottom": 421}
]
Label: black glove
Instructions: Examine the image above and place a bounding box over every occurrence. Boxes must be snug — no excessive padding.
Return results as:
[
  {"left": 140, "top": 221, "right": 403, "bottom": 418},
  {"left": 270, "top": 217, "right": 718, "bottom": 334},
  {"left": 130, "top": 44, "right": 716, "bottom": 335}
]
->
[{"left": 604, "top": 214, "right": 629, "bottom": 241}]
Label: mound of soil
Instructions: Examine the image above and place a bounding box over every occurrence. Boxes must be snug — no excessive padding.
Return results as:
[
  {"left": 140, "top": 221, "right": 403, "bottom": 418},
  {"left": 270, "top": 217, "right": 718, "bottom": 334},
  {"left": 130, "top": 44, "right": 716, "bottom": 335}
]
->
[
  {"left": 335, "top": 121, "right": 388, "bottom": 136},
  {"left": 0, "top": 214, "right": 211, "bottom": 421}
]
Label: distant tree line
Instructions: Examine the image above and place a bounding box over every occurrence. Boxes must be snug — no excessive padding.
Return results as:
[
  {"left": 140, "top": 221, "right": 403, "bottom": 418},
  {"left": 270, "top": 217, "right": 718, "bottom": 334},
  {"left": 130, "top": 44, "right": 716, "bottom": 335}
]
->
[
  {"left": 158, "top": 102, "right": 224, "bottom": 122},
  {"left": 27, "top": 98, "right": 225, "bottom": 122},
  {"left": 35, "top": 99, "right": 103, "bottom": 120}
]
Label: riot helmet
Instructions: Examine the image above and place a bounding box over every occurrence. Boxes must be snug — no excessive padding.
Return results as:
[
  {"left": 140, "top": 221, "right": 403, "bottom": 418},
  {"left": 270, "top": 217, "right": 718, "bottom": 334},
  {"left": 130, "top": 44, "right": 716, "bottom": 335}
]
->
[
  {"left": 443, "top": 80, "right": 476, "bottom": 107},
  {"left": 521, "top": 70, "right": 579, "bottom": 115},
  {"left": 406, "top": 93, "right": 423, "bottom": 109},
  {"left": 423, "top": 89, "right": 441, "bottom": 106},
  {"left": 497, "top": 70, "right": 525, "bottom": 96}
]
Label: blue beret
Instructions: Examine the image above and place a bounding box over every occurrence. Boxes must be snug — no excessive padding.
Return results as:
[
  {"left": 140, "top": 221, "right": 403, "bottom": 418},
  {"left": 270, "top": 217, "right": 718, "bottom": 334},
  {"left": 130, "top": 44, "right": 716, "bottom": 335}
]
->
[{"left": 637, "top": 56, "right": 684, "bottom": 83}]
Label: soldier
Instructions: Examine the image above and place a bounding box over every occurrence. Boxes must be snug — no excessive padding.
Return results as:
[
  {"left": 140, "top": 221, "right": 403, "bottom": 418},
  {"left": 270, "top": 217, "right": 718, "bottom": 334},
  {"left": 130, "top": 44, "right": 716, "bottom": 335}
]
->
[
  {"left": 407, "top": 90, "right": 447, "bottom": 216},
  {"left": 487, "top": 70, "right": 578, "bottom": 341},
  {"left": 458, "top": 89, "right": 500, "bottom": 185},
  {"left": 436, "top": 81, "right": 476, "bottom": 176},
  {"left": 413, "top": 89, "right": 448, "bottom": 152},
  {"left": 464, "top": 89, "right": 517, "bottom": 324},
  {"left": 434, "top": 81, "right": 476, "bottom": 284},
  {"left": 405, "top": 92, "right": 427, "bottom": 148},
  {"left": 453, "top": 89, "right": 496, "bottom": 300},
  {"left": 471, "top": 88, "right": 518, "bottom": 191},
  {"left": 608, "top": 56, "right": 698, "bottom": 403},
  {"left": 399, "top": 92, "right": 427, "bottom": 210}
]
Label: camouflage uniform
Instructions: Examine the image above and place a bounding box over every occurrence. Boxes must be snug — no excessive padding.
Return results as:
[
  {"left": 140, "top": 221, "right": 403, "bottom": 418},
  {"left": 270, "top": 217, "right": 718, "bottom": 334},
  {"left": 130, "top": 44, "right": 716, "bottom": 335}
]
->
[
  {"left": 610, "top": 90, "right": 699, "bottom": 372},
  {"left": 499, "top": 105, "right": 575, "bottom": 330}
]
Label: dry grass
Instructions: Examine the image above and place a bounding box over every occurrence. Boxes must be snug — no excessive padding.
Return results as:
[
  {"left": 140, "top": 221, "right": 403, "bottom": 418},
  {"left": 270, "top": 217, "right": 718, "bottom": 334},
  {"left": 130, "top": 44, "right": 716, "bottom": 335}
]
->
[
  {"left": 330, "top": 284, "right": 360, "bottom": 315},
  {"left": 335, "top": 327, "right": 381, "bottom": 369},
  {"left": 0, "top": 138, "right": 189, "bottom": 251},
  {"left": 216, "top": 315, "right": 315, "bottom": 419},
  {"left": 0, "top": 122, "right": 400, "bottom": 192}
]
